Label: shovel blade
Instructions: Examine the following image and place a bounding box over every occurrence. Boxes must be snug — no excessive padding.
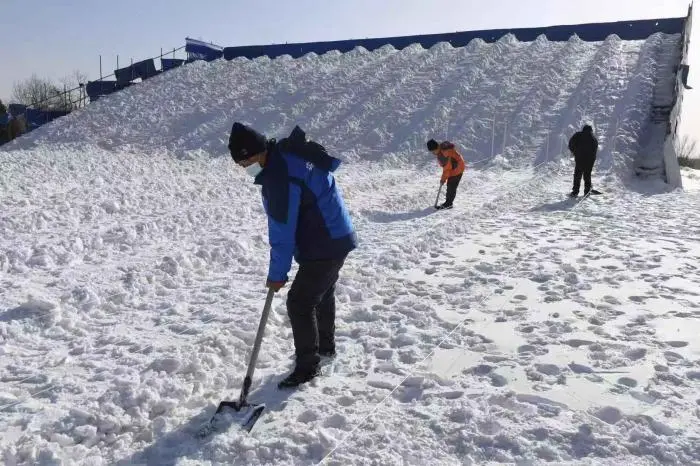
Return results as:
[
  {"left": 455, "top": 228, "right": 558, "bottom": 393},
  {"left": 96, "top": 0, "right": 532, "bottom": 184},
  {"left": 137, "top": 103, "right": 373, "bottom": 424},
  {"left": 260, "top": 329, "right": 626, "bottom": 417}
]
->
[{"left": 208, "top": 400, "right": 266, "bottom": 434}]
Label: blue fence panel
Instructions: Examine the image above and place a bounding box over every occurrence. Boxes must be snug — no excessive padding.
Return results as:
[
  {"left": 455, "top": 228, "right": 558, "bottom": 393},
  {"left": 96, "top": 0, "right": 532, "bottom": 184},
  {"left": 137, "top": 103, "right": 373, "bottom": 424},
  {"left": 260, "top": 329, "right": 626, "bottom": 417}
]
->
[
  {"left": 86, "top": 80, "right": 117, "bottom": 100},
  {"left": 221, "top": 17, "right": 685, "bottom": 61},
  {"left": 162, "top": 58, "right": 185, "bottom": 70},
  {"left": 186, "top": 37, "right": 223, "bottom": 61},
  {"left": 8, "top": 104, "right": 27, "bottom": 117},
  {"left": 24, "top": 108, "right": 70, "bottom": 130},
  {"left": 114, "top": 59, "right": 159, "bottom": 84}
]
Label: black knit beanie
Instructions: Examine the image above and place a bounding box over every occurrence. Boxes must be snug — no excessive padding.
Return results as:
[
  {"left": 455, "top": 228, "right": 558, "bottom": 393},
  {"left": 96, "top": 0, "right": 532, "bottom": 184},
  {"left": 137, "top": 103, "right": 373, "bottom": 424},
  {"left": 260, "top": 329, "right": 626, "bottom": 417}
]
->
[
  {"left": 426, "top": 139, "right": 439, "bottom": 151},
  {"left": 228, "top": 122, "right": 267, "bottom": 162}
]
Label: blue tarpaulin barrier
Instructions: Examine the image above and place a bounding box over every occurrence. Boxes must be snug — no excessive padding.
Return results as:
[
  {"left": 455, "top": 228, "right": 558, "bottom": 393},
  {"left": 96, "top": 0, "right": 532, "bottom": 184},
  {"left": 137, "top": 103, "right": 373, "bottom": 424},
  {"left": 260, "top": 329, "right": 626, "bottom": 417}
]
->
[
  {"left": 223, "top": 17, "right": 686, "bottom": 60},
  {"left": 161, "top": 58, "right": 185, "bottom": 71},
  {"left": 86, "top": 80, "right": 117, "bottom": 99},
  {"left": 115, "top": 59, "right": 159, "bottom": 84},
  {"left": 8, "top": 104, "right": 27, "bottom": 117},
  {"left": 186, "top": 37, "right": 224, "bottom": 61},
  {"left": 86, "top": 80, "right": 133, "bottom": 102},
  {"left": 5, "top": 105, "right": 69, "bottom": 129},
  {"left": 24, "top": 108, "right": 70, "bottom": 130}
]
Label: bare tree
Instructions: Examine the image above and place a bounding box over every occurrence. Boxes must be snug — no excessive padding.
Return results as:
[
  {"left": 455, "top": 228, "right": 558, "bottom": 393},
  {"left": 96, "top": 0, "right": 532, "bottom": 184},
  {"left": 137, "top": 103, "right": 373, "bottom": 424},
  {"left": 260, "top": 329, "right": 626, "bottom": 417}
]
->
[
  {"left": 12, "top": 70, "right": 89, "bottom": 112},
  {"left": 59, "top": 70, "right": 89, "bottom": 110},
  {"left": 675, "top": 135, "right": 700, "bottom": 169},
  {"left": 12, "top": 75, "right": 65, "bottom": 110},
  {"left": 675, "top": 135, "right": 698, "bottom": 158}
]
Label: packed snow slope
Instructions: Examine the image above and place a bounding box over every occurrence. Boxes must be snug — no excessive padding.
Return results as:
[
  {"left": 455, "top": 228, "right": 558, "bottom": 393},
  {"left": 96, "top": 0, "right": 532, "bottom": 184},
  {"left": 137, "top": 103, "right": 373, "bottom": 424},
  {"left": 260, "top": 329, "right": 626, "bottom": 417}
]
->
[
  {"left": 6, "top": 33, "right": 678, "bottom": 174},
  {"left": 2, "top": 33, "right": 700, "bottom": 465}
]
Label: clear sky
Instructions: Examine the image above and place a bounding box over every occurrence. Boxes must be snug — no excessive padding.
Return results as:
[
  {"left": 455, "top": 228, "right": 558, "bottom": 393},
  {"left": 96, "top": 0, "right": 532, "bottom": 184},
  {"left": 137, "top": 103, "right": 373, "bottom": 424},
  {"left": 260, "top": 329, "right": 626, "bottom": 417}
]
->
[{"left": 0, "top": 0, "right": 697, "bottom": 135}]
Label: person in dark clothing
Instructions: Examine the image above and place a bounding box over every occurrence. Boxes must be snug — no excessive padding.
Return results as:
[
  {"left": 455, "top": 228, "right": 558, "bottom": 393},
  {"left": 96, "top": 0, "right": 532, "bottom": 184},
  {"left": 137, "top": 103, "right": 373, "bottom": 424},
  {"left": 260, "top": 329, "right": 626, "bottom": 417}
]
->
[
  {"left": 568, "top": 124, "right": 598, "bottom": 197},
  {"left": 427, "top": 139, "right": 466, "bottom": 209},
  {"left": 228, "top": 122, "right": 357, "bottom": 389}
]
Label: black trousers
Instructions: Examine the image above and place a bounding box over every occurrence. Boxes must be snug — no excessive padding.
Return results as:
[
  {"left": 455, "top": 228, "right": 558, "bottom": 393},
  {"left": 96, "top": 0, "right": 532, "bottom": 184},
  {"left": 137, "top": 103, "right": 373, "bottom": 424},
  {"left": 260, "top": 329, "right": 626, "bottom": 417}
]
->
[
  {"left": 444, "top": 173, "right": 463, "bottom": 206},
  {"left": 572, "top": 158, "right": 595, "bottom": 195},
  {"left": 286, "top": 257, "right": 346, "bottom": 370}
]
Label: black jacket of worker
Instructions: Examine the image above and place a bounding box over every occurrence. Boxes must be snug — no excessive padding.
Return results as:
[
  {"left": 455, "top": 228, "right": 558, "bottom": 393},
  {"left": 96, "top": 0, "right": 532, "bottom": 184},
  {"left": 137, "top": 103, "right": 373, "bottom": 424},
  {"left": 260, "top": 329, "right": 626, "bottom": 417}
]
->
[
  {"left": 568, "top": 125, "right": 598, "bottom": 163},
  {"left": 568, "top": 125, "right": 598, "bottom": 195}
]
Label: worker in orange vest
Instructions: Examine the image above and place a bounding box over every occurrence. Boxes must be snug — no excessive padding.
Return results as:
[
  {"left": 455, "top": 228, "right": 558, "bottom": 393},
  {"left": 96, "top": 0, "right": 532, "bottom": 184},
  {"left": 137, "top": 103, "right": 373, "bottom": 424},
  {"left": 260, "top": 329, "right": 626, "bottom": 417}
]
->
[{"left": 427, "top": 139, "right": 466, "bottom": 209}]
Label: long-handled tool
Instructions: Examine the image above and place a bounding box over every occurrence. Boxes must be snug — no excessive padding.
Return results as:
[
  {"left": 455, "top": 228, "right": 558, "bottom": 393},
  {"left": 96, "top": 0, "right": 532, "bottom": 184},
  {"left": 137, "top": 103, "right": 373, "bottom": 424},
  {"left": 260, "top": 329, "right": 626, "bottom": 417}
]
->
[
  {"left": 434, "top": 183, "right": 444, "bottom": 209},
  {"left": 206, "top": 288, "right": 276, "bottom": 434}
]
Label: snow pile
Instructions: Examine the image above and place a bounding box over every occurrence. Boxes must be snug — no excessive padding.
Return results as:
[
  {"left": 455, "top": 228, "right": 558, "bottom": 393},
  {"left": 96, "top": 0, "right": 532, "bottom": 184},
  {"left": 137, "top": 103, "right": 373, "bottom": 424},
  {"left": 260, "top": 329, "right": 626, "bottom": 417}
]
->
[
  {"left": 4, "top": 33, "right": 678, "bottom": 176},
  {"left": 2, "top": 32, "right": 700, "bottom": 465}
]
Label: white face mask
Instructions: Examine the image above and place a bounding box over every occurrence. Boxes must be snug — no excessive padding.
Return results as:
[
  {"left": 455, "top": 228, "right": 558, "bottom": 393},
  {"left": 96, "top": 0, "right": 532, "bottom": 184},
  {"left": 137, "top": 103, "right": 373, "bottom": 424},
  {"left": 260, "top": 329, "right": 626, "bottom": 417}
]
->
[{"left": 245, "top": 162, "right": 263, "bottom": 178}]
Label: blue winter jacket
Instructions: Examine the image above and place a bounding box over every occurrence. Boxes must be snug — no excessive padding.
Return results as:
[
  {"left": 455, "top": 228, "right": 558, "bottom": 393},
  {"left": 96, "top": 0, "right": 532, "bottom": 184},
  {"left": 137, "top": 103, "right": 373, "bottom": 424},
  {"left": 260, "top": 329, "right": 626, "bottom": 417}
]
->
[{"left": 254, "top": 126, "right": 357, "bottom": 282}]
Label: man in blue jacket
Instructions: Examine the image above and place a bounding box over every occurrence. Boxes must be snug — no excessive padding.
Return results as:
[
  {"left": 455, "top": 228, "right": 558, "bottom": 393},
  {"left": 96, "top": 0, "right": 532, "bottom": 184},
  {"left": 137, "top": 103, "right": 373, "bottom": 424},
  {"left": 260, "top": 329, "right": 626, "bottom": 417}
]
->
[{"left": 228, "top": 122, "right": 357, "bottom": 388}]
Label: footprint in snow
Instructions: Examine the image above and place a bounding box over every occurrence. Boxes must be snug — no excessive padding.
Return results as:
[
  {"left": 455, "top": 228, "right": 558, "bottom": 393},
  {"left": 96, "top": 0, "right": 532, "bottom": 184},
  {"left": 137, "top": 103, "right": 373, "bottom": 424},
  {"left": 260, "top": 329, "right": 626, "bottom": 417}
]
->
[
  {"left": 429, "top": 260, "right": 451, "bottom": 266},
  {"left": 374, "top": 348, "right": 394, "bottom": 360},
  {"left": 505, "top": 306, "right": 529, "bottom": 316},
  {"left": 467, "top": 364, "right": 494, "bottom": 375},
  {"left": 323, "top": 414, "right": 349, "bottom": 429},
  {"left": 517, "top": 324, "right": 537, "bottom": 334},
  {"left": 297, "top": 410, "right": 318, "bottom": 423},
  {"left": 517, "top": 344, "right": 549, "bottom": 356},
  {"left": 617, "top": 377, "right": 638, "bottom": 388},
  {"left": 603, "top": 295, "right": 622, "bottom": 305},
  {"left": 565, "top": 339, "right": 594, "bottom": 348},
  {"left": 664, "top": 351, "right": 685, "bottom": 363},
  {"left": 438, "top": 391, "right": 464, "bottom": 400},
  {"left": 474, "top": 263, "right": 496, "bottom": 274},
  {"left": 490, "top": 373, "right": 508, "bottom": 386},
  {"left": 594, "top": 406, "right": 623, "bottom": 424},
  {"left": 544, "top": 294, "right": 563, "bottom": 303},
  {"left": 568, "top": 363, "right": 594, "bottom": 374},
  {"left": 588, "top": 316, "right": 604, "bottom": 326},
  {"left": 336, "top": 395, "right": 355, "bottom": 407},
  {"left": 535, "top": 364, "right": 561, "bottom": 376}
]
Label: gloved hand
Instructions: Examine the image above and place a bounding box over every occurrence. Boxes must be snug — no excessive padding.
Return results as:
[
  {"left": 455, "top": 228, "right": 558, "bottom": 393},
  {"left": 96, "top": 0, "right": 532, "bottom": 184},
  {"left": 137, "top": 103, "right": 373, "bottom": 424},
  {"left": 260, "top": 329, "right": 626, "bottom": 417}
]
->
[{"left": 266, "top": 280, "right": 287, "bottom": 292}]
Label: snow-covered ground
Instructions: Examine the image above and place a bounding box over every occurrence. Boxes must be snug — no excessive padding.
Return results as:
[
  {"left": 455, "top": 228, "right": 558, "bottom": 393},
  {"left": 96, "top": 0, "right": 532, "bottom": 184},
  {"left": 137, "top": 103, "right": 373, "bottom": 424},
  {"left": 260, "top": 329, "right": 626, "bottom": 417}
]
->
[
  {"left": 2, "top": 33, "right": 699, "bottom": 465},
  {"left": 682, "top": 166, "right": 700, "bottom": 191}
]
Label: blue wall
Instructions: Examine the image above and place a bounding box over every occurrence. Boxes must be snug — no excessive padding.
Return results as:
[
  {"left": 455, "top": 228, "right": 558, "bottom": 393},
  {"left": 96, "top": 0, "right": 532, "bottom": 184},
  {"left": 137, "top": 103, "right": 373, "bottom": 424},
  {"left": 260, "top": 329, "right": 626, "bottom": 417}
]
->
[{"left": 222, "top": 17, "right": 686, "bottom": 60}]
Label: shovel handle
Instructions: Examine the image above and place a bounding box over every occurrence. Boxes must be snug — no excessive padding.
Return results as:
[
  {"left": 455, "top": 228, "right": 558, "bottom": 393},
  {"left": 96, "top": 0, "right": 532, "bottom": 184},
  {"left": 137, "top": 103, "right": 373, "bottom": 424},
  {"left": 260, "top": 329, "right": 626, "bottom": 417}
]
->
[
  {"left": 238, "top": 288, "right": 276, "bottom": 405},
  {"left": 434, "top": 183, "right": 443, "bottom": 207}
]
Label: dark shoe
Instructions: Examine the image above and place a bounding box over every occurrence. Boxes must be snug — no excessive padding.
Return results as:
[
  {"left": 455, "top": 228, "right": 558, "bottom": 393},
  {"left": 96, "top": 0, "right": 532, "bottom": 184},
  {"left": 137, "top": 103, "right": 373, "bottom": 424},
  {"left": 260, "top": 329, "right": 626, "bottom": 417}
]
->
[
  {"left": 278, "top": 365, "right": 321, "bottom": 389},
  {"left": 569, "top": 191, "right": 578, "bottom": 198}
]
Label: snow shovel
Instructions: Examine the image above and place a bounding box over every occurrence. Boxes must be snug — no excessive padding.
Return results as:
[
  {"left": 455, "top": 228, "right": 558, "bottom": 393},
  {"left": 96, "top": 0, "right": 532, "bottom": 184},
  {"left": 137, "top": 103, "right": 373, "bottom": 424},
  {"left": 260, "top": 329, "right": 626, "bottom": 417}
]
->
[
  {"left": 206, "top": 288, "right": 276, "bottom": 434},
  {"left": 434, "top": 183, "right": 444, "bottom": 208}
]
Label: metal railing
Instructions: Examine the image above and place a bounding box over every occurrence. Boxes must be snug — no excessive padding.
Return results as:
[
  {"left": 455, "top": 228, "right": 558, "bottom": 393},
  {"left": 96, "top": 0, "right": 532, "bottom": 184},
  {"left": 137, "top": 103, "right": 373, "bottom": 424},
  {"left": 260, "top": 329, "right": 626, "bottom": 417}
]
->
[{"left": 6, "top": 44, "right": 187, "bottom": 123}]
